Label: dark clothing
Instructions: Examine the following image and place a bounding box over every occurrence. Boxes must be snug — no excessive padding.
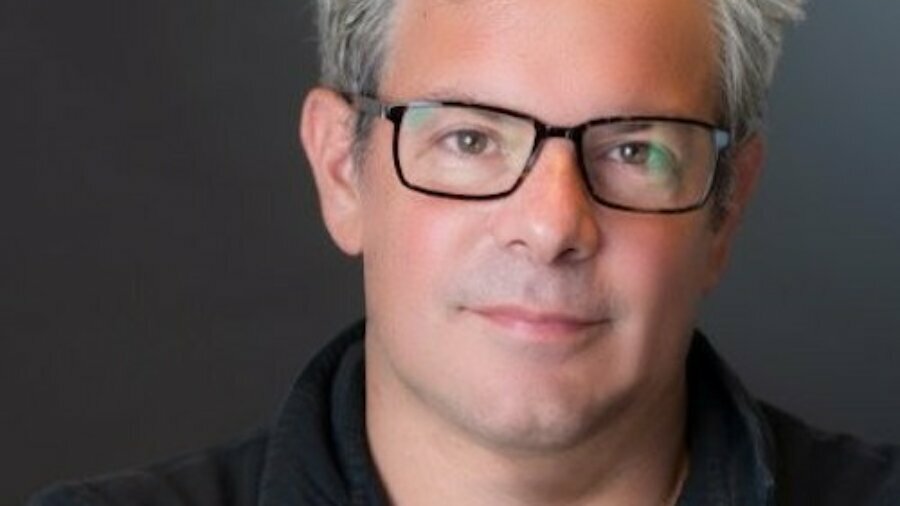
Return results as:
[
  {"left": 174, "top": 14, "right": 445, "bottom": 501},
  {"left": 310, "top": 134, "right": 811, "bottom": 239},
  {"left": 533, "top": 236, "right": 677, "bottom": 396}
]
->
[{"left": 30, "top": 321, "right": 900, "bottom": 505}]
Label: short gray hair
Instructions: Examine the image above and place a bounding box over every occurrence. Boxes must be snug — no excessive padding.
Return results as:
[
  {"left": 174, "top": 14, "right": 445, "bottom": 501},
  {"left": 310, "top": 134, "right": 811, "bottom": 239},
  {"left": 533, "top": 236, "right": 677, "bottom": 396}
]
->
[
  {"left": 315, "top": 0, "right": 393, "bottom": 97},
  {"left": 312, "top": 0, "right": 805, "bottom": 215},
  {"left": 711, "top": 0, "right": 805, "bottom": 141}
]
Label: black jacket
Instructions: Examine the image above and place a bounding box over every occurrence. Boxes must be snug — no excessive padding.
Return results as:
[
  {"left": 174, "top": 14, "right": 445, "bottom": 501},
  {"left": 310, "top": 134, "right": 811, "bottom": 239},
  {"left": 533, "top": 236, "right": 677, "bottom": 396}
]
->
[{"left": 29, "top": 321, "right": 900, "bottom": 505}]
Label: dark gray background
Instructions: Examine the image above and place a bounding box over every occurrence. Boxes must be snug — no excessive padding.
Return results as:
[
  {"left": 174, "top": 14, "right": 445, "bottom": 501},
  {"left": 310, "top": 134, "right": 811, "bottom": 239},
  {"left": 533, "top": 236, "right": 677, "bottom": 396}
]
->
[{"left": 3, "top": 0, "right": 898, "bottom": 503}]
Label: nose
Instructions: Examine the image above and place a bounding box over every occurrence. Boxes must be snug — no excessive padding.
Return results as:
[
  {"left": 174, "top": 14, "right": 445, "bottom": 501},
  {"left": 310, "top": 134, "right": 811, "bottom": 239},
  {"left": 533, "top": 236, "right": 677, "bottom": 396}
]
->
[{"left": 489, "top": 139, "right": 602, "bottom": 265}]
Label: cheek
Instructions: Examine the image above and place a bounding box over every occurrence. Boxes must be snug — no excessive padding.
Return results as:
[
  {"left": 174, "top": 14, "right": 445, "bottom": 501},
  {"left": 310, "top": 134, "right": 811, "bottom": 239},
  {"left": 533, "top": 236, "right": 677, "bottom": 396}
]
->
[
  {"left": 361, "top": 191, "right": 493, "bottom": 395},
  {"left": 608, "top": 217, "right": 714, "bottom": 331},
  {"left": 360, "top": 172, "right": 483, "bottom": 328}
]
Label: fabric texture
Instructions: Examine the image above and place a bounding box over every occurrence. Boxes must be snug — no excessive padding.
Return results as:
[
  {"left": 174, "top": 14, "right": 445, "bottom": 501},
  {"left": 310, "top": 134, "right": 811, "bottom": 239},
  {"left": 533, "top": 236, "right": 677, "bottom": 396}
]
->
[{"left": 29, "top": 320, "right": 900, "bottom": 505}]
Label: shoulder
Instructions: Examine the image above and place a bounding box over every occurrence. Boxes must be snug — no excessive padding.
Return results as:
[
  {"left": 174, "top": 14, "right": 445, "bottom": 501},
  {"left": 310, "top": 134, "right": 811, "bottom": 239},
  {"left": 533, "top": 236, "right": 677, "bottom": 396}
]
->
[
  {"left": 762, "top": 403, "right": 900, "bottom": 505},
  {"left": 27, "top": 429, "right": 270, "bottom": 506}
]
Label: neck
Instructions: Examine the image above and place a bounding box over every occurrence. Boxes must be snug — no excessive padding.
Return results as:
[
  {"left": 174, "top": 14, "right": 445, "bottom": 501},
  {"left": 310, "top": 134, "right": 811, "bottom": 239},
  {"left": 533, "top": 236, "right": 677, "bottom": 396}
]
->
[{"left": 366, "top": 347, "right": 689, "bottom": 506}]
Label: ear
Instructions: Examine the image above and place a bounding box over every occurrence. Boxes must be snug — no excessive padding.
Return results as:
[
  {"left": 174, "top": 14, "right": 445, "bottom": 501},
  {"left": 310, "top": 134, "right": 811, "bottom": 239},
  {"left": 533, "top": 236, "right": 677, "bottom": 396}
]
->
[
  {"left": 300, "top": 87, "right": 363, "bottom": 256},
  {"left": 703, "top": 134, "right": 764, "bottom": 292}
]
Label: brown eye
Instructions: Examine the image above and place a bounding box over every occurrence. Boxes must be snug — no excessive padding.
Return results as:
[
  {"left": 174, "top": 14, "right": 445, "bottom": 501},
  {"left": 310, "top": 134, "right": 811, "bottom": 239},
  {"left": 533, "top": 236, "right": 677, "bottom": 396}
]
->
[
  {"left": 612, "top": 142, "right": 651, "bottom": 164},
  {"left": 451, "top": 129, "right": 490, "bottom": 155}
]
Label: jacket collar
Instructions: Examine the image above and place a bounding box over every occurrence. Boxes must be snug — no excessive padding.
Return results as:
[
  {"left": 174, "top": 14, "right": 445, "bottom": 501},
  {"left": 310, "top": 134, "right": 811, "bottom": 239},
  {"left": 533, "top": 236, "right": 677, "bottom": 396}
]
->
[
  {"left": 259, "top": 320, "right": 386, "bottom": 506},
  {"left": 678, "top": 333, "right": 776, "bottom": 505}
]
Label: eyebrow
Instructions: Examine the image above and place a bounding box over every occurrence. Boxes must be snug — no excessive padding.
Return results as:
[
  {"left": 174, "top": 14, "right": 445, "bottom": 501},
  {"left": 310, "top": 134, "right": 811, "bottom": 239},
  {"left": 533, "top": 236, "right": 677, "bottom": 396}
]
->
[
  {"left": 406, "top": 88, "right": 485, "bottom": 105},
  {"left": 594, "top": 121, "right": 657, "bottom": 133}
]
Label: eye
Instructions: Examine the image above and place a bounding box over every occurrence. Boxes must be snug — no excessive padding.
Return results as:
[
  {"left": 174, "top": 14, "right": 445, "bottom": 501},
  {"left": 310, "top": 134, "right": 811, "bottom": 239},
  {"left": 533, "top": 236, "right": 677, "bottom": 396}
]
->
[
  {"left": 610, "top": 142, "right": 652, "bottom": 164},
  {"left": 441, "top": 129, "right": 493, "bottom": 156},
  {"left": 607, "top": 141, "right": 677, "bottom": 173}
]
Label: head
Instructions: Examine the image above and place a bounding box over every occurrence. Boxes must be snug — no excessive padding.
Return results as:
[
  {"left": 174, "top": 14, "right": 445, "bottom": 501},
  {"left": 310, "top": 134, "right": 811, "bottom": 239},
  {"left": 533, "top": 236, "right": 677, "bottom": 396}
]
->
[{"left": 301, "top": 0, "right": 803, "bottom": 452}]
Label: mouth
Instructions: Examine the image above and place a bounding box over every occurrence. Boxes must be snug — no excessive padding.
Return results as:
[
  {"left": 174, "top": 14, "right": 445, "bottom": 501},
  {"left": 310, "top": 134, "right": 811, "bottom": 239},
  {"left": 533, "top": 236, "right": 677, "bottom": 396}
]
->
[{"left": 466, "top": 304, "right": 610, "bottom": 343}]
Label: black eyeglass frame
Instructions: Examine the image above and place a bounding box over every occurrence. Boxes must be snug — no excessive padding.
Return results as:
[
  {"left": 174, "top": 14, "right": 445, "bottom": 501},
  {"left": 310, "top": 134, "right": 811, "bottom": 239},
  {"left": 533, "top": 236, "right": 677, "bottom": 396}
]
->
[{"left": 345, "top": 93, "right": 732, "bottom": 214}]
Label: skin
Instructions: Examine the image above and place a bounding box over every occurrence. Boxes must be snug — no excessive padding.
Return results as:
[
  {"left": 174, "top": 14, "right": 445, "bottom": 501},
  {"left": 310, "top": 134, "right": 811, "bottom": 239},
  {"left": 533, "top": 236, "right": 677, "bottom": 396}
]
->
[{"left": 301, "top": 0, "right": 764, "bottom": 504}]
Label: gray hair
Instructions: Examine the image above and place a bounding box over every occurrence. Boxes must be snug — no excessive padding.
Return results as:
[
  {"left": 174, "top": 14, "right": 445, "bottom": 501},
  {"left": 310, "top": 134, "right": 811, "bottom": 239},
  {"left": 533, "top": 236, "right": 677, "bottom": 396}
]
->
[
  {"left": 708, "top": 0, "right": 805, "bottom": 219},
  {"left": 711, "top": 0, "right": 806, "bottom": 141},
  {"left": 315, "top": 0, "right": 393, "bottom": 96},
  {"left": 312, "top": 0, "right": 805, "bottom": 216}
]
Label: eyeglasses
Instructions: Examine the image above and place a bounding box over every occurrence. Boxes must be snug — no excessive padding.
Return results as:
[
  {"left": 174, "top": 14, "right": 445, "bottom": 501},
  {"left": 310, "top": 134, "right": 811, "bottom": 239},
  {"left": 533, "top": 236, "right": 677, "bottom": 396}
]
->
[{"left": 346, "top": 94, "right": 731, "bottom": 214}]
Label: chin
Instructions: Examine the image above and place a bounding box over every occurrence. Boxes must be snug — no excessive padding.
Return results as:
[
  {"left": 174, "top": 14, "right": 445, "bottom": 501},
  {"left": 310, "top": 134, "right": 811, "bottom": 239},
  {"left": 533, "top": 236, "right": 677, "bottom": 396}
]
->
[{"left": 451, "top": 381, "right": 634, "bottom": 454}]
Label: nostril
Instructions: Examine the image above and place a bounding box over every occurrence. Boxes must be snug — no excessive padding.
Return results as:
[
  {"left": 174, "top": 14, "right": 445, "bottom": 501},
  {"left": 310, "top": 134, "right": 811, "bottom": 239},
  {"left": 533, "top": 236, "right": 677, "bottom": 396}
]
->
[{"left": 556, "top": 246, "right": 585, "bottom": 264}]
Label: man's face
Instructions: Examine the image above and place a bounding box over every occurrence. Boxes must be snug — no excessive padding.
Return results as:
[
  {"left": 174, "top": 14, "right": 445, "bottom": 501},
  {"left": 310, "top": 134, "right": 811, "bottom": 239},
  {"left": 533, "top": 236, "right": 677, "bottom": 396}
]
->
[{"left": 310, "top": 0, "right": 753, "bottom": 451}]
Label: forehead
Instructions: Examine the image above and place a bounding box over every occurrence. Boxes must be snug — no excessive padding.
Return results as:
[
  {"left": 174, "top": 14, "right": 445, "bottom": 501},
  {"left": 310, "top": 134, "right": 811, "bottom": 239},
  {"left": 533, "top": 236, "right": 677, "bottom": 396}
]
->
[{"left": 383, "top": 0, "right": 720, "bottom": 123}]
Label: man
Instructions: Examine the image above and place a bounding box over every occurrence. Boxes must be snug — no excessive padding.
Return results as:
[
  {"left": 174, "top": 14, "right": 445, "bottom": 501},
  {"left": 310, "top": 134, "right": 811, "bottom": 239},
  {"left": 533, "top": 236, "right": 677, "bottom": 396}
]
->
[{"left": 31, "top": 0, "right": 900, "bottom": 504}]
